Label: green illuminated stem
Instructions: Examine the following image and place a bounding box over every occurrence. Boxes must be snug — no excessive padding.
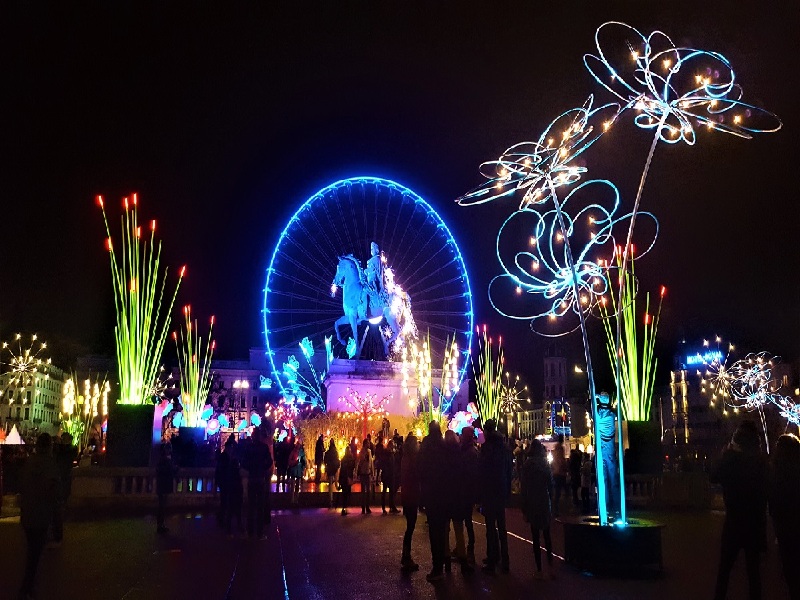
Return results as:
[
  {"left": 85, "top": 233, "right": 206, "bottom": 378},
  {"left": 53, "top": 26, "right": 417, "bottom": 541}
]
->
[
  {"left": 99, "top": 197, "right": 183, "bottom": 405},
  {"left": 175, "top": 308, "right": 215, "bottom": 427}
]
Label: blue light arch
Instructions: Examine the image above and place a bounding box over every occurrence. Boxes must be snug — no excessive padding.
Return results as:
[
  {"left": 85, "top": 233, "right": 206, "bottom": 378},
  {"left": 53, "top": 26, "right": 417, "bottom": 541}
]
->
[{"left": 263, "top": 176, "right": 474, "bottom": 391}]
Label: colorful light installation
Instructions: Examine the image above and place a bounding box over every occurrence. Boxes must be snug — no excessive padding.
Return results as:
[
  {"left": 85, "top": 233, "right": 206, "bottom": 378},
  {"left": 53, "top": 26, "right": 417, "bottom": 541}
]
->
[
  {"left": 458, "top": 22, "right": 780, "bottom": 526},
  {"left": 338, "top": 387, "right": 389, "bottom": 441},
  {"left": 600, "top": 251, "right": 666, "bottom": 422},
  {"left": 1, "top": 333, "right": 50, "bottom": 404},
  {"left": 97, "top": 194, "right": 185, "bottom": 405},
  {"left": 280, "top": 336, "right": 332, "bottom": 411},
  {"left": 174, "top": 306, "right": 216, "bottom": 427}
]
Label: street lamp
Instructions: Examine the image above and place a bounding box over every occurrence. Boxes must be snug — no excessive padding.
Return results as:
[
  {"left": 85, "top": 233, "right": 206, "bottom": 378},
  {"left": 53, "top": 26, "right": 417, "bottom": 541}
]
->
[{"left": 233, "top": 379, "right": 250, "bottom": 411}]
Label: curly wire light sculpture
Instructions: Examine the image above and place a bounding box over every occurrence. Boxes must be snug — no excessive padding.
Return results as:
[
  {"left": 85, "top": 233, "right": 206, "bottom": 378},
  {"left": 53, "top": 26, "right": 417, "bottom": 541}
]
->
[
  {"left": 585, "top": 21, "right": 782, "bottom": 519},
  {"left": 489, "top": 179, "right": 658, "bottom": 336},
  {"left": 457, "top": 96, "right": 619, "bottom": 210},
  {"left": 584, "top": 21, "right": 783, "bottom": 144}
]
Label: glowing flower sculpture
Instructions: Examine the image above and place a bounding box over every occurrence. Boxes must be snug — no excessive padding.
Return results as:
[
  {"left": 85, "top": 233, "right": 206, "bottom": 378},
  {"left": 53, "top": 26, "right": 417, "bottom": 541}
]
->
[
  {"left": 458, "top": 96, "right": 619, "bottom": 210},
  {"left": 458, "top": 22, "right": 780, "bottom": 527},
  {"left": 584, "top": 21, "right": 782, "bottom": 145},
  {"left": 490, "top": 179, "right": 657, "bottom": 335},
  {"left": 280, "top": 336, "right": 332, "bottom": 411}
]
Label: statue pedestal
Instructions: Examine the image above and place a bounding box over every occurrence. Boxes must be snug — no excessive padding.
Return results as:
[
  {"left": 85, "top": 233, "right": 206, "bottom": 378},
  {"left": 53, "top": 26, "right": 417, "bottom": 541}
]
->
[{"left": 324, "top": 359, "right": 416, "bottom": 416}]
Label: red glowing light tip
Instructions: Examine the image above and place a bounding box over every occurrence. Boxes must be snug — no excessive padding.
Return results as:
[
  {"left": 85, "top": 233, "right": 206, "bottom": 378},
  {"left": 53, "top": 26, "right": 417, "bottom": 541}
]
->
[
  {"left": 96, "top": 195, "right": 104, "bottom": 209},
  {"left": 210, "top": 316, "right": 215, "bottom": 326},
  {"left": 150, "top": 220, "right": 156, "bottom": 232},
  {"left": 123, "top": 197, "right": 129, "bottom": 210},
  {"left": 180, "top": 265, "right": 187, "bottom": 277},
  {"left": 660, "top": 285, "right": 667, "bottom": 297},
  {"left": 132, "top": 193, "right": 138, "bottom": 205}
]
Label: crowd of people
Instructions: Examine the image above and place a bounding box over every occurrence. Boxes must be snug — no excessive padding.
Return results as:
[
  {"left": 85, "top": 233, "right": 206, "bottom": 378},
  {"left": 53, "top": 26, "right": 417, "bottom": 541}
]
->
[{"left": 14, "top": 417, "right": 800, "bottom": 596}]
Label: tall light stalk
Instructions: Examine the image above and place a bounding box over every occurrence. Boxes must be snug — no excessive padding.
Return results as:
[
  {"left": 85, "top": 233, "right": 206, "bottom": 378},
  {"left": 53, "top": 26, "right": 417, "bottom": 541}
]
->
[
  {"left": 174, "top": 306, "right": 215, "bottom": 427},
  {"left": 601, "top": 251, "right": 665, "bottom": 422},
  {"left": 473, "top": 326, "right": 504, "bottom": 425},
  {"left": 545, "top": 179, "right": 608, "bottom": 525},
  {"left": 97, "top": 194, "right": 185, "bottom": 405}
]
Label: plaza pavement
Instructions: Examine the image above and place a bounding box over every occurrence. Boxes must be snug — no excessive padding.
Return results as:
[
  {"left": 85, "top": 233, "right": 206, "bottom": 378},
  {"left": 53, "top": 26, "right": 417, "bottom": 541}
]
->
[{"left": 0, "top": 501, "right": 790, "bottom": 600}]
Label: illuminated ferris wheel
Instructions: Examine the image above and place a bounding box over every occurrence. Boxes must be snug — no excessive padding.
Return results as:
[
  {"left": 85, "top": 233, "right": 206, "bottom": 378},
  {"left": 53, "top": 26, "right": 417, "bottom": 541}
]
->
[{"left": 263, "top": 176, "right": 474, "bottom": 385}]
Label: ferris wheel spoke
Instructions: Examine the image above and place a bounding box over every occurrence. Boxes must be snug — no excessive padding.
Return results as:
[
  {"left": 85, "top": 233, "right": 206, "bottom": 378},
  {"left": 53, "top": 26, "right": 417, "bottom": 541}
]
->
[
  {"left": 287, "top": 218, "right": 338, "bottom": 273},
  {"left": 278, "top": 236, "right": 330, "bottom": 276},
  {"left": 301, "top": 204, "right": 343, "bottom": 263},
  {"left": 273, "top": 247, "right": 329, "bottom": 284},
  {"left": 270, "top": 270, "right": 330, "bottom": 300}
]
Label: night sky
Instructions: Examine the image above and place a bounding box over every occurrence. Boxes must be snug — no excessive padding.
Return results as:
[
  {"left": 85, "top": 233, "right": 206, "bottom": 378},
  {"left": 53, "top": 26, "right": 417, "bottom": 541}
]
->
[{"left": 2, "top": 3, "right": 798, "bottom": 395}]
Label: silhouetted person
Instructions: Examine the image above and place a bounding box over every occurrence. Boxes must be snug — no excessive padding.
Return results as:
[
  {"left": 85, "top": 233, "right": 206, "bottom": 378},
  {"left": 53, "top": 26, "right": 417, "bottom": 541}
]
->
[
  {"left": 711, "top": 420, "right": 768, "bottom": 600},
  {"left": 521, "top": 440, "right": 555, "bottom": 579},
  {"left": 769, "top": 433, "right": 800, "bottom": 599},
  {"left": 215, "top": 437, "right": 234, "bottom": 526},
  {"left": 52, "top": 432, "right": 77, "bottom": 544},
  {"left": 479, "top": 419, "right": 513, "bottom": 575},
  {"left": 244, "top": 428, "right": 273, "bottom": 539},
  {"left": 569, "top": 446, "right": 583, "bottom": 507},
  {"left": 323, "top": 439, "right": 341, "bottom": 509},
  {"left": 381, "top": 439, "right": 399, "bottom": 514},
  {"left": 419, "top": 421, "right": 452, "bottom": 582},
  {"left": 458, "top": 426, "right": 479, "bottom": 566},
  {"left": 19, "top": 433, "right": 59, "bottom": 599},
  {"left": 155, "top": 443, "right": 176, "bottom": 534},
  {"left": 314, "top": 434, "right": 325, "bottom": 485},
  {"left": 339, "top": 446, "right": 356, "bottom": 515},
  {"left": 225, "top": 440, "right": 244, "bottom": 536},
  {"left": 400, "top": 433, "right": 421, "bottom": 572},
  {"left": 357, "top": 440, "right": 373, "bottom": 514}
]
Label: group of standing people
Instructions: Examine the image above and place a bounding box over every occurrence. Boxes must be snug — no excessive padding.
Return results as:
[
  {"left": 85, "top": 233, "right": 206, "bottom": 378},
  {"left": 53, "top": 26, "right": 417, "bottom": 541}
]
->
[
  {"left": 712, "top": 420, "right": 800, "bottom": 600},
  {"left": 17, "top": 432, "right": 77, "bottom": 599}
]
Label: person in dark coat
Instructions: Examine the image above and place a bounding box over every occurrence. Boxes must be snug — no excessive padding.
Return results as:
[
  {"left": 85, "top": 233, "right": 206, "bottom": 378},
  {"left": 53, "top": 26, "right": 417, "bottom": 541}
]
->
[
  {"left": 479, "top": 419, "right": 513, "bottom": 574},
  {"left": 356, "top": 439, "right": 373, "bottom": 514},
  {"left": 400, "top": 432, "right": 421, "bottom": 572},
  {"left": 243, "top": 428, "right": 274, "bottom": 539},
  {"left": 521, "top": 439, "right": 555, "bottom": 578},
  {"left": 568, "top": 446, "right": 583, "bottom": 508},
  {"left": 156, "top": 443, "right": 176, "bottom": 534},
  {"left": 19, "top": 433, "right": 60, "bottom": 599},
  {"left": 769, "top": 433, "right": 800, "bottom": 600},
  {"left": 445, "top": 429, "right": 473, "bottom": 575},
  {"left": 338, "top": 445, "right": 356, "bottom": 515},
  {"left": 215, "top": 437, "right": 234, "bottom": 526},
  {"left": 459, "top": 426, "right": 480, "bottom": 565},
  {"left": 52, "top": 432, "right": 77, "bottom": 544},
  {"left": 225, "top": 439, "right": 245, "bottom": 536},
  {"left": 323, "top": 439, "right": 341, "bottom": 509},
  {"left": 711, "top": 420, "right": 768, "bottom": 600},
  {"left": 275, "top": 435, "right": 291, "bottom": 491},
  {"left": 418, "top": 420, "right": 454, "bottom": 582},
  {"left": 381, "top": 439, "right": 399, "bottom": 514},
  {"left": 314, "top": 434, "right": 325, "bottom": 485}
]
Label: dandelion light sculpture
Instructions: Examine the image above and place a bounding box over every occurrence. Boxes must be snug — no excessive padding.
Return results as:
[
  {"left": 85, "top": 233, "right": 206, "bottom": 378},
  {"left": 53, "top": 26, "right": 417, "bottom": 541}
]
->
[
  {"left": 174, "top": 306, "right": 215, "bottom": 427},
  {"left": 97, "top": 194, "right": 185, "bottom": 405},
  {"left": 1, "top": 333, "right": 51, "bottom": 406}
]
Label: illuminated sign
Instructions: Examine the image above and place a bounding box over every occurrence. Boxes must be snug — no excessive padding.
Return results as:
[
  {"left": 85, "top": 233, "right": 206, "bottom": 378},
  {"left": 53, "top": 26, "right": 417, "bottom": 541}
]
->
[{"left": 685, "top": 351, "right": 723, "bottom": 366}]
